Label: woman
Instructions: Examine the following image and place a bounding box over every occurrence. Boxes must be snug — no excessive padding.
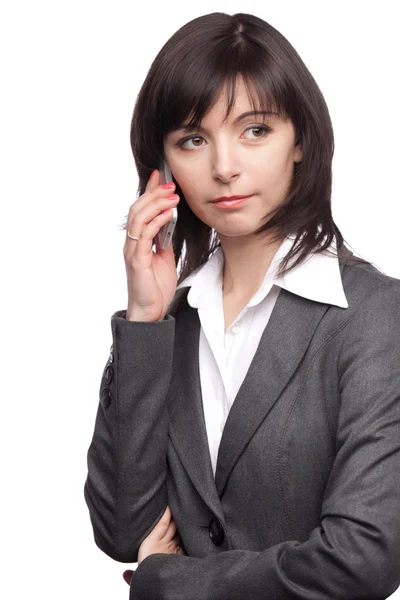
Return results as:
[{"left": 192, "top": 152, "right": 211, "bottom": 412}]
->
[{"left": 84, "top": 12, "right": 400, "bottom": 599}]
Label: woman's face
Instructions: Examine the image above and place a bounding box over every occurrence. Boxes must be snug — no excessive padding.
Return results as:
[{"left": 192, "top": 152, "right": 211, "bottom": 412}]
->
[{"left": 163, "top": 76, "right": 302, "bottom": 240}]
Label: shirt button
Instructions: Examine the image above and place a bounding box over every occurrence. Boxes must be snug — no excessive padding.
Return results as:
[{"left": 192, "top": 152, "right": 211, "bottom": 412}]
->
[{"left": 231, "top": 325, "right": 241, "bottom": 334}]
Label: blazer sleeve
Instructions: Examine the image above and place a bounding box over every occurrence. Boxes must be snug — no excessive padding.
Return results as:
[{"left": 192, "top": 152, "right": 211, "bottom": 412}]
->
[
  {"left": 129, "top": 279, "right": 400, "bottom": 600},
  {"left": 83, "top": 310, "right": 175, "bottom": 563}
]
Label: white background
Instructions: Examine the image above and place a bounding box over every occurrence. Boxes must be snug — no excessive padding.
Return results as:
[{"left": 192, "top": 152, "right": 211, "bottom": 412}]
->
[{"left": 1, "top": 1, "right": 399, "bottom": 598}]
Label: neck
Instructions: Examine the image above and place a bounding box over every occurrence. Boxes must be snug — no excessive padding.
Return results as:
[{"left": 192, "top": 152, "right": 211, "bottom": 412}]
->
[{"left": 219, "top": 231, "right": 284, "bottom": 300}]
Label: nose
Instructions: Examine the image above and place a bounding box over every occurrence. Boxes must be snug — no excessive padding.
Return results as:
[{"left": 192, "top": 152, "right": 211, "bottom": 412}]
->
[
  {"left": 212, "top": 169, "right": 239, "bottom": 184},
  {"left": 211, "top": 145, "right": 240, "bottom": 183}
]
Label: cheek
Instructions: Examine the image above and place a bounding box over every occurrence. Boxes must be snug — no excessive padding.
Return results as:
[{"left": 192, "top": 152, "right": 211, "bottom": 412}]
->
[
  {"left": 184, "top": 195, "right": 208, "bottom": 222},
  {"left": 257, "top": 150, "right": 294, "bottom": 185},
  {"left": 188, "top": 203, "right": 214, "bottom": 229},
  {"left": 174, "top": 173, "right": 201, "bottom": 197},
  {"left": 173, "top": 174, "right": 208, "bottom": 216},
  {"left": 181, "top": 191, "right": 215, "bottom": 228}
]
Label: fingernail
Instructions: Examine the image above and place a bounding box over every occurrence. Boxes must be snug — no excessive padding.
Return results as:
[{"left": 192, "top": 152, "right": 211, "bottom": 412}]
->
[
  {"left": 162, "top": 183, "right": 174, "bottom": 189},
  {"left": 150, "top": 169, "right": 157, "bottom": 178}
]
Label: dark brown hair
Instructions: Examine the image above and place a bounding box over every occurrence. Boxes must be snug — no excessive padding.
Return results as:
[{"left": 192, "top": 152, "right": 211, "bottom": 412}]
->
[{"left": 122, "top": 11, "right": 372, "bottom": 284}]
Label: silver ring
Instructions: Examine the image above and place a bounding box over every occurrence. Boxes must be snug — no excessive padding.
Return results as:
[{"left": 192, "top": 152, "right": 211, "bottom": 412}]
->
[{"left": 127, "top": 231, "right": 139, "bottom": 240}]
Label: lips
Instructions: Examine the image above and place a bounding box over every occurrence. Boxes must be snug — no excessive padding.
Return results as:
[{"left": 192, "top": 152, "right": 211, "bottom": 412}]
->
[
  {"left": 211, "top": 195, "right": 252, "bottom": 203},
  {"left": 211, "top": 195, "right": 252, "bottom": 209}
]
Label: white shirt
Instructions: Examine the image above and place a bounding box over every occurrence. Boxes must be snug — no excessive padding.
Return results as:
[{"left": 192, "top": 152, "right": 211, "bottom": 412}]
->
[{"left": 176, "top": 233, "right": 349, "bottom": 478}]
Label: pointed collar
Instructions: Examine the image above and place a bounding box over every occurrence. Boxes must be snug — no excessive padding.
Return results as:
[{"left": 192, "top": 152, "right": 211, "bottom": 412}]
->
[{"left": 176, "top": 233, "right": 349, "bottom": 309}]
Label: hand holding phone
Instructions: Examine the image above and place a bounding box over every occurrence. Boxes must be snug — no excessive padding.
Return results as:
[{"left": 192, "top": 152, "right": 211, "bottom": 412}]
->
[{"left": 123, "top": 165, "right": 180, "bottom": 322}]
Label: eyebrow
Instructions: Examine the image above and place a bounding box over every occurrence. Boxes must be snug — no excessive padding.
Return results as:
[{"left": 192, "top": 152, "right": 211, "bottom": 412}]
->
[{"left": 178, "top": 110, "right": 278, "bottom": 133}]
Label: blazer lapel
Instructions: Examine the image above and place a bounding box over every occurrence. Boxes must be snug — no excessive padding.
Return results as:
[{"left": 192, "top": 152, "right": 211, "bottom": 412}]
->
[
  {"left": 214, "top": 288, "right": 330, "bottom": 497},
  {"left": 167, "top": 247, "right": 353, "bottom": 507},
  {"left": 167, "top": 297, "right": 225, "bottom": 523},
  {"left": 214, "top": 246, "right": 353, "bottom": 496}
]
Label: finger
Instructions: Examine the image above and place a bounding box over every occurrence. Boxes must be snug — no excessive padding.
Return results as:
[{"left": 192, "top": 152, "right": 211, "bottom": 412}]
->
[
  {"left": 125, "top": 168, "right": 159, "bottom": 240},
  {"left": 123, "top": 570, "right": 134, "bottom": 586},
  {"left": 162, "top": 518, "right": 178, "bottom": 542},
  {"left": 125, "top": 187, "right": 178, "bottom": 258},
  {"left": 133, "top": 204, "right": 178, "bottom": 261},
  {"left": 148, "top": 505, "right": 172, "bottom": 540},
  {"left": 159, "top": 504, "right": 172, "bottom": 524},
  {"left": 146, "top": 168, "right": 159, "bottom": 191}
]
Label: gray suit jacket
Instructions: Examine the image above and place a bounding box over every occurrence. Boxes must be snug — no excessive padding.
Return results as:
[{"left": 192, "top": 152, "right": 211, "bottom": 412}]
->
[{"left": 84, "top": 246, "right": 400, "bottom": 599}]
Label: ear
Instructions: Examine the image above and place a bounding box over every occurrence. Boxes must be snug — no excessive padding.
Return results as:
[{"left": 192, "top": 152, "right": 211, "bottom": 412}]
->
[{"left": 294, "top": 141, "right": 303, "bottom": 164}]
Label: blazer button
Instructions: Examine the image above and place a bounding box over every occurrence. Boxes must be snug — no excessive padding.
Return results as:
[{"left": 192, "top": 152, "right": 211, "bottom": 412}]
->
[
  {"left": 100, "top": 386, "right": 112, "bottom": 409},
  {"left": 104, "top": 364, "right": 114, "bottom": 385},
  {"left": 208, "top": 518, "right": 224, "bottom": 546}
]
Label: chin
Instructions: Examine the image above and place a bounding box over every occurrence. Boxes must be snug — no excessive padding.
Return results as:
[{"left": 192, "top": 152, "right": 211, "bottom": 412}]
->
[{"left": 214, "top": 225, "right": 258, "bottom": 238}]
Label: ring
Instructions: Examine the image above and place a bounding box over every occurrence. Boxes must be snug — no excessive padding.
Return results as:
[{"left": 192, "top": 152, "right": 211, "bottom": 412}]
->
[{"left": 127, "top": 231, "right": 139, "bottom": 240}]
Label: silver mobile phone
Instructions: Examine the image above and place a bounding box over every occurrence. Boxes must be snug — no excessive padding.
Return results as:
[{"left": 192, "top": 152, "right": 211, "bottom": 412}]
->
[{"left": 157, "top": 159, "right": 178, "bottom": 250}]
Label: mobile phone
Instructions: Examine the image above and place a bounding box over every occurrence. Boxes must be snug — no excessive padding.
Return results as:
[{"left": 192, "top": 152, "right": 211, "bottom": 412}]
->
[{"left": 157, "top": 159, "right": 178, "bottom": 250}]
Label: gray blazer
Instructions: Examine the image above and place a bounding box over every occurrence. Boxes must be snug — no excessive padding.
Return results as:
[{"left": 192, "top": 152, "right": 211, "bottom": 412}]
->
[{"left": 84, "top": 246, "right": 400, "bottom": 599}]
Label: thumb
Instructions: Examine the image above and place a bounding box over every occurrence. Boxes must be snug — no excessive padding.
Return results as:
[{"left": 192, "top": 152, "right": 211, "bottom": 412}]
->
[
  {"left": 149, "top": 505, "right": 172, "bottom": 540},
  {"left": 123, "top": 570, "right": 134, "bottom": 585}
]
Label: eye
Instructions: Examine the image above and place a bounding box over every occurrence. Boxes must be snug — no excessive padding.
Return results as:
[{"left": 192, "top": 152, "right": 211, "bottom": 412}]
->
[
  {"left": 175, "top": 124, "right": 272, "bottom": 150},
  {"left": 243, "top": 125, "right": 272, "bottom": 140}
]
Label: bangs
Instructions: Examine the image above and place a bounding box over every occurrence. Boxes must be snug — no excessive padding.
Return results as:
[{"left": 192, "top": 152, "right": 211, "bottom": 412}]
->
[{"left": 162, "top": 66, "right": 291, "bottom": 138}]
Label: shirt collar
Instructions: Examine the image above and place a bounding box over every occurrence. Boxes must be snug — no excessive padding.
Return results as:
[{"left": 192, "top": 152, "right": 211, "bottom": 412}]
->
[{"left": 176, "top": 233, "right": 349, "bottom": 310}]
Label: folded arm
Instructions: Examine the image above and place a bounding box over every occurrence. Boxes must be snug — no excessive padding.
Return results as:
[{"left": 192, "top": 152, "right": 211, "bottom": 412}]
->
[
  {"left": 84, "top": 310, "right": 175, "bottom": 562},
  {"left": 130, "top": 280, "right": 400, "bottom": 599}
]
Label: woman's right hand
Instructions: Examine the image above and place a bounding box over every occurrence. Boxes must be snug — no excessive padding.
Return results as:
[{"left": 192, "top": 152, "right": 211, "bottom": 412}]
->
[
  {"left": 136, "top": 505, "right": 185, "bottom": 565},
  {"left": 123, "top": 169, "right": 181, "bottom": 322},
  {"left": 122, "top": 505, "right": 185, "bottom": 587}
]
